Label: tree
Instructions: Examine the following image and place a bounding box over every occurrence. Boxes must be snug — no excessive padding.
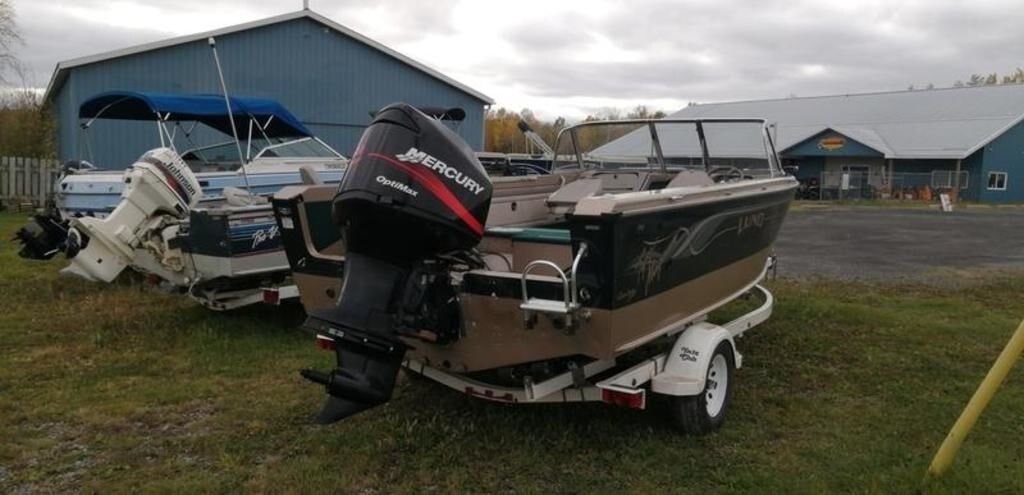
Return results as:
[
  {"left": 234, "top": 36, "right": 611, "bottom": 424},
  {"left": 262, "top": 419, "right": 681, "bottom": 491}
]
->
[
  {"left": 484, "top": 105, "right": 668, "bottom": 153},
  {"left": 0, "top": 2, "right": 51, "bottom": 158},
  {"left": 0, "top": 0, "right": 20, "bottom": 84},
  {"left": 1002, "top": 68, "right": 1024, "bottom": 85},
  {"left": 625, "top": 105, "right": 667, "bottom": 119},
  {"left": 950, "top": 69, "right": 1024, "bottom": 88},
  {"left": 0, "top": 90, "right": 55, "bottom": 158}
]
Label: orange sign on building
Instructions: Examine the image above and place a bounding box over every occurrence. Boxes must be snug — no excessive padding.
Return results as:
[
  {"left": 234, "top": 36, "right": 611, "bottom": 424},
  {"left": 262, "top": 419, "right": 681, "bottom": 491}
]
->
[{"left": 818, "top": 136, "right": 847, "bottom": 151}]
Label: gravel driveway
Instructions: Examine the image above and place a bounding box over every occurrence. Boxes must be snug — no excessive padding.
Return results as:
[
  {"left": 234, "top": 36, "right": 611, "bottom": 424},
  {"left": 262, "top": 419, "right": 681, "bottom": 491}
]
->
[{"left": 774, "top": 207, "right": 1024, "bottom": 281}]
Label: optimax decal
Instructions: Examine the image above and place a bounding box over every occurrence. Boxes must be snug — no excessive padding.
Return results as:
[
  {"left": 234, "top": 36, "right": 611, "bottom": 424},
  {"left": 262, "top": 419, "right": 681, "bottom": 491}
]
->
[
  {"left": 376, "top": 175, "right": 419, "bottom": 197},
  {"left": 395, "top": 147, "right": 485, "bottom": 195}
]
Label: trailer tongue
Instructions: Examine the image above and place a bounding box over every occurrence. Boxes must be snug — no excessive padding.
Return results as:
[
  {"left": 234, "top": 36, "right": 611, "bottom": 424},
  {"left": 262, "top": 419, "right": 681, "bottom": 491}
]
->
[{"left": 300, "top": 103, "right": 493, "bottom": 423}]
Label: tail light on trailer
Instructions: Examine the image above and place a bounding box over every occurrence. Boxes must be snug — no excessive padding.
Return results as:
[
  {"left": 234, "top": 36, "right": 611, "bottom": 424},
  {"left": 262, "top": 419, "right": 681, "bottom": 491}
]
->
[
  {"left": 601, "top": 388, "right": 646, "bottom": 410},
  {"left": 315, "top": 334, "right": 336, "bottom": 351},
  {"left": 262, "top": 288, "right": 280, "bottom": 305}
]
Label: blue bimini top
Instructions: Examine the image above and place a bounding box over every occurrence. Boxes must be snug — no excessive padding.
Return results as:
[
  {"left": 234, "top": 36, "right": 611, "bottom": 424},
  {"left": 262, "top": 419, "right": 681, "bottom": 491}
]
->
[{"left": 78, "top": 90, "right": 312, "bottom": 138}]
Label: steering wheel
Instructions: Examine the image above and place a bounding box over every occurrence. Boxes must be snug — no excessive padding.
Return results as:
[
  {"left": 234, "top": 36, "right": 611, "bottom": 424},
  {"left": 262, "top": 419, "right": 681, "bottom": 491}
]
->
[{"left": 708, "top": 166, "right": 743, "bottom": 183}]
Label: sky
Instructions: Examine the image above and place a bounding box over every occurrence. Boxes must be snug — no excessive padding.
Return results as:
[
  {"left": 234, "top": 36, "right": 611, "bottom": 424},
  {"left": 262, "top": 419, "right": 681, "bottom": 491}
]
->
[{"left": 8, "top": 0, "right": 1024, "bottom": 120}]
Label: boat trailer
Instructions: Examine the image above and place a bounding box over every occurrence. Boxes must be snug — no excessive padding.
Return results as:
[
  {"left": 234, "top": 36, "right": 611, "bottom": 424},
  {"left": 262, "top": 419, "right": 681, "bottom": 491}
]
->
[
  {"left": 406, "top": 283, "right": 771, "bottom": 430},
  {"left": 187, "top": 283, "right": 301, "bottom": 311},
  {"left": 315, "top": 258, "right": 777, "bottom": 433}
]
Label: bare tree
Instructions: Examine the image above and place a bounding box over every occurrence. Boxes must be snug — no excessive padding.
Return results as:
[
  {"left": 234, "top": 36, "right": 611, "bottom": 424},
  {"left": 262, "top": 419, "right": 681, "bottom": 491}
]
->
[{"left": 0, "top": 0, "right": 21, "bottom": 84}]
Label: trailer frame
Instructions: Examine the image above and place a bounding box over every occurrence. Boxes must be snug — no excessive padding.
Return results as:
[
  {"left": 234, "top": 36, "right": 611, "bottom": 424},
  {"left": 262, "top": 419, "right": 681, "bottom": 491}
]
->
[{"left": 401, "top": 277, "right": 774, "bottom": 415}]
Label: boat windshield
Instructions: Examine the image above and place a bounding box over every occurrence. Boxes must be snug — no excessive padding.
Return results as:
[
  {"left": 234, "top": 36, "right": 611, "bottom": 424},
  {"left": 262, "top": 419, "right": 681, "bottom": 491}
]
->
[
  {"left": 253, "top": 137, "right": 340, "bottom": 159},
  {"left": 181, "top": 137, "right": 341, "bottom": 164},
  {"left": 552, "top": 119, "right": 780, "bottom": 177},
  {"left": 181, "top": 141, "right": 244, "bottom": 163}
]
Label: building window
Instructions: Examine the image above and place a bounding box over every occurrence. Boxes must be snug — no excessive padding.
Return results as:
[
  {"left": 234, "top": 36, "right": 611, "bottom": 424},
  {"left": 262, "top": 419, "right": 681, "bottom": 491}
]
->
[{"left": 987, "top": 171, "right": 1008, "bottom": 191}]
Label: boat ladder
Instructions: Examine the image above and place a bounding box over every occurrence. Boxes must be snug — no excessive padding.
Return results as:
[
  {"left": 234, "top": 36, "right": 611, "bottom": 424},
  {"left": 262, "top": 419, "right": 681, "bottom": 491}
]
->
[{"left": 519, "top": 243, "right": 588, "bottom": 332}]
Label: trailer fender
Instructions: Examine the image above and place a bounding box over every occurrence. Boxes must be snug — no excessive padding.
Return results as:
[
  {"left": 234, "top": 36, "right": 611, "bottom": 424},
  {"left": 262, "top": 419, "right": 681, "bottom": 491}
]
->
[{"left": 652, "top": 322, "right": 739, "bottom": 397}]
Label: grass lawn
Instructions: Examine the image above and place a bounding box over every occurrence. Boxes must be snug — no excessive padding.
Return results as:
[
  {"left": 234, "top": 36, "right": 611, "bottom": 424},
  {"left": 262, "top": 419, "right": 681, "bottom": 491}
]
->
[{"left": 1, "top": 210, "right": 1022, "bottom": 494}]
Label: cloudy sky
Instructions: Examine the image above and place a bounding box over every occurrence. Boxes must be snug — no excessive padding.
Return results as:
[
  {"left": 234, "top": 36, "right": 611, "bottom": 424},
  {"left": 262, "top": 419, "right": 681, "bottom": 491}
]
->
[{"left": 9, "top": 0, "right": 1024, "bottom": 119}]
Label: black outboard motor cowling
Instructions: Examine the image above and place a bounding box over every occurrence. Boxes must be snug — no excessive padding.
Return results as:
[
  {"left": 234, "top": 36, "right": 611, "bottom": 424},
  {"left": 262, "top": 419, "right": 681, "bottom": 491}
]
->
[{"left": 302, "top": 103, "right": 492, "bottom": 423}]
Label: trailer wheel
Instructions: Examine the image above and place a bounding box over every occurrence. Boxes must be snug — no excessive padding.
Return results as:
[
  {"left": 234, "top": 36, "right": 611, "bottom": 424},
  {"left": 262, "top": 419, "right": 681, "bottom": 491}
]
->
[{"left": 670, "top": 341, "right": 734, "bottom": 434}]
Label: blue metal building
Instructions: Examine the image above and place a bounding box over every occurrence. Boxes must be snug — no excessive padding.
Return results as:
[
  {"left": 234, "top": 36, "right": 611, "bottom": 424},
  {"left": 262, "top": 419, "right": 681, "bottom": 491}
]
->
[
  {"left": 673, "top": 85, "right": 1024, "bottom": 203},
  {"left": 43, "top": 9, "right": 493, "bottom": 168}
]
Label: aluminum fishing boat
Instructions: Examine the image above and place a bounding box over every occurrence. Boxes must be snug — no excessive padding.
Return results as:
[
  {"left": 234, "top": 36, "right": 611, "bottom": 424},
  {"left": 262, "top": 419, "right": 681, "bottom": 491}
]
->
[
  {"left": 14, "top": 91, "right": 347, "bottom": 309},
  {"left": 273, "top": 103, "right": 798, "bottom": 431}
]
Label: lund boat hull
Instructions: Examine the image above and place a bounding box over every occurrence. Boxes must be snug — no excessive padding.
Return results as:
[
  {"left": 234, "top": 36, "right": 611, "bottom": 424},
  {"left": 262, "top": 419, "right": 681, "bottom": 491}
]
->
[
  {"left": 428, "top": 183, "right": 795, "bottom": 371},
  {"left": 275, "top": 177, "right": 796, "bottom": 371},
  {"left": 432, "top": 248, "right": 773, "bottom": 371}
]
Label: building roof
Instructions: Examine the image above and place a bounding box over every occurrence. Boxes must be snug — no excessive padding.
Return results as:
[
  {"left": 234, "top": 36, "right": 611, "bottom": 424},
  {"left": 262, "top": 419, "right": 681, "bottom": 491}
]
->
[
  {"left": 670, "top": 85, "right": 1024, "bottom": 159},
  {"left": 43, "top": 9, "right": 493, "bottom": 105}
]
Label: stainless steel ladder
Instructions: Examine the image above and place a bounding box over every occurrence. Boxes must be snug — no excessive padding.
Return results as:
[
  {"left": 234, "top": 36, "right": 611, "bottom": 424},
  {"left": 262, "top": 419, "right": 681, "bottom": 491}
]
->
[{"left": 519, "top": 243, "right": 588, "bottom": 331}]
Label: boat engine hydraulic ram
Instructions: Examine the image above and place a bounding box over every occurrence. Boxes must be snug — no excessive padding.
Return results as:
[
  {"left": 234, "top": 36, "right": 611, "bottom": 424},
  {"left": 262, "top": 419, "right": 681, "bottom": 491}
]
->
[{"left": 301, "top": 103, "right": 492, "bottom": 423}]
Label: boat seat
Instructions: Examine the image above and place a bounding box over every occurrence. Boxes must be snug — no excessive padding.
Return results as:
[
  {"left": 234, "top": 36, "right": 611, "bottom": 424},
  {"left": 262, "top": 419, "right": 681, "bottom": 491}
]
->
[
  {"left": 546, "top": 178, "right": 603, "bottom": 210},
  {"left": 592, "top": 171, "right": 644, "bottom": 192},
  {"left": 222, "top": 186, "right": 269, "bottom": 206},
  {"left": 484, "top": 227, "right": 571, "bottom": 245},
  {"left": 665, "top": 169, "right": 715, "bottom": 188}
]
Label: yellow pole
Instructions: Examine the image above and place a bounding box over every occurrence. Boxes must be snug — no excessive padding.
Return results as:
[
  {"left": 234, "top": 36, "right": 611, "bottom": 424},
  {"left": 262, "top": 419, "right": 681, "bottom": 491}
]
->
[{"left": 926, "top": 319, "right": 1024, "bottom": 479}]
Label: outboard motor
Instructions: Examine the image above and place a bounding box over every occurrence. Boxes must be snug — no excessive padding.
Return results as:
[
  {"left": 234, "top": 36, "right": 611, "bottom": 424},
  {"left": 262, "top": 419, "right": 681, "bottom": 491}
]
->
[
  {"left": 12, "top": 160, "right": 97, "bottom": 260},
  {"left": 13, "top": 213, "right": 69, "bottom": 260},
  {"left": 300, "top": 103, "right": 492, "bottom": 423},
  {"left": 62, "top": 148, "right": 201, "bottom": 282}
]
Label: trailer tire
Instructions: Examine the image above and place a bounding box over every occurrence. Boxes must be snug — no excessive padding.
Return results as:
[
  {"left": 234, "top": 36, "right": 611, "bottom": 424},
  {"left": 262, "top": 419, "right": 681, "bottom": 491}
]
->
[{"left": 670, "top": 341, "right": 734, "bottom": 434}]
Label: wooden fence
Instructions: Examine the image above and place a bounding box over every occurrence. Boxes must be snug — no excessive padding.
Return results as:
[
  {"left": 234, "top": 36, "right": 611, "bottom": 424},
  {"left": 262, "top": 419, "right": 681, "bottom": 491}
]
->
[{"left": 0, "top": 156, "right": 62, "bottom": 210}]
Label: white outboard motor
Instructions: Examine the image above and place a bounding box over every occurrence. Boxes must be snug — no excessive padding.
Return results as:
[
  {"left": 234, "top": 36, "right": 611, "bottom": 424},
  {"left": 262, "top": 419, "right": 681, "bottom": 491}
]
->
[{"left": 63, "top": 148, "right": 201, "bottom": 282}]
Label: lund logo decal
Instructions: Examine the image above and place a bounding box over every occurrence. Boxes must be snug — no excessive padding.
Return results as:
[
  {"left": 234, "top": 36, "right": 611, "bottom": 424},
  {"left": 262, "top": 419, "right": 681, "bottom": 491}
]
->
[
  {"left": 628, "top": 206, "right": 778, "bottom": 296},
  {"left": 376, "top": 175, "right": 419, "bottom": 197},
  {"left": 252, "top": 225, "right": 279, "bottom": 250},
  {"left": 737, "top": 212, "right": 765, "bottom": 235},
  {"left": 395, "top": 147, "right": 486, "bottom": 196}
]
